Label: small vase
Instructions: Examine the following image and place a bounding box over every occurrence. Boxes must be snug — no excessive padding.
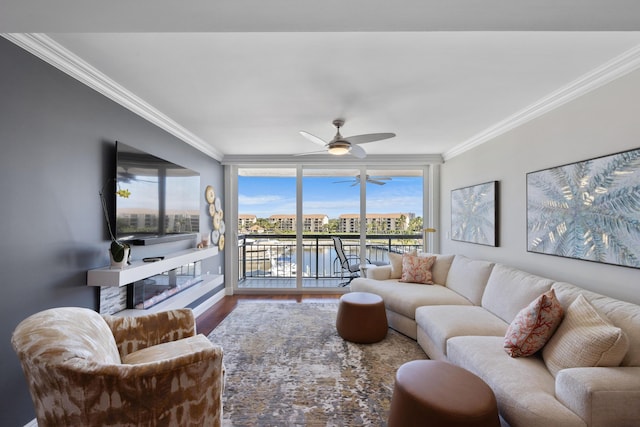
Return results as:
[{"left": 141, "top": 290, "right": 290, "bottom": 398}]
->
[{"left": 109, "top": 247, "right": 130, "bottom": 269}]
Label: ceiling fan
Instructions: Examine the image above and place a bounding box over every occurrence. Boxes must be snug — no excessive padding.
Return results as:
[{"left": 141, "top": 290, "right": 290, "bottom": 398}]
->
[
  {"left": 333, "top": 174, "right": 392, "bottom": 186},
  {"left": 297, "top": 119, "right": 395, "bottom": 159}
]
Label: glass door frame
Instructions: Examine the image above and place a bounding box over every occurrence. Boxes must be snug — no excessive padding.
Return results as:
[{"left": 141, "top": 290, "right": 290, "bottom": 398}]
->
[{"left": 224, "top": 162, "right": 439, "bottom": 293}]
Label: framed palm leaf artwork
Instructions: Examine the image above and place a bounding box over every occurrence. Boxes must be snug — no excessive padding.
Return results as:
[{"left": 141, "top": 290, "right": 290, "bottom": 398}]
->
[
  {"left": 527, "top": 147, "right": 640, "bottom": 268},
  {"left": 451, "top": 181, "right": 498, "bottom": 246}
]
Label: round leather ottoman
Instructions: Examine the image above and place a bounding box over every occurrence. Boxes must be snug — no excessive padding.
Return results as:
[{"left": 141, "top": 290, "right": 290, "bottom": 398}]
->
[
  {"left": 388, "top": 360, "right": 500, "bottom": 427},
  {"left": 336, "top": 292, "right": 388, "bottom": 343}
]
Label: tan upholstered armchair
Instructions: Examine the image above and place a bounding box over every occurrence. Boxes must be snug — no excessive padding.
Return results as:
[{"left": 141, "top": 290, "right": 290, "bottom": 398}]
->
[{"left": 12, "top": 307, "right": 224, "bottom": 427}]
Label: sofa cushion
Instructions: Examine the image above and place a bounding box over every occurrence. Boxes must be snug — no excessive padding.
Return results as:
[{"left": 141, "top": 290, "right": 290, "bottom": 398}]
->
[
  {"left": 504, "top": 289, "right": 564, "bottom": 357},
  {"left": 419, "top": 253, "right": 455, "bottom": 285},
  {"left": 542, "top": 294, "right": 629, "bottom": 377},
  {"left": 416, "top": 305, "right": 508, "bottom": 358},
  {"left": 552, "top": 281, "right": 640, "bottom": 367},
  {"left": 350, "top": 279, "right": 472, "bottom": 320},
  {"left": 366, "top": 265, "right": 393, "bottom": 281},
  {"left": 399, "top": 254, "right": 436, "bottom": 284},
  {"left": 446, "top": 336, "right": 586, "bottom": 427},
  {"left": 122, "top": 334, "right": 213, "bottom": 365},
  {"left": 388, "top": 250, "right": 417, "bottom": 279},
  {"left": 481, "top": 264, "right": 553, "bottom": 323},
  {"left": 444, "top": 255, "right": 494, "bottom": 305}
]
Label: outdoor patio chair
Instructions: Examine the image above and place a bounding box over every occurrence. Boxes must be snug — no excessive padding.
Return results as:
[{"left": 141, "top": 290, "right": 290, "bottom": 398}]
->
[{"left": 332, "top": 236, "right": 386, "bottom": 286}]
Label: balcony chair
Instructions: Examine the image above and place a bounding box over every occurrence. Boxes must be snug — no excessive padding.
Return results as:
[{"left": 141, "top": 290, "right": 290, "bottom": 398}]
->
[
  {"left": 332, "top": 236, "right": 386, "bottom": 286},
  {"left": 12, "top": 307, "right": 224, "bottom": 427}
]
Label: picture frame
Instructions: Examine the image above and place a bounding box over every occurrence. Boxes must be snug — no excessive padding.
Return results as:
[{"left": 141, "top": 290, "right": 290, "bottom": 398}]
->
[
  {"left": 451, "top": 181, "right": 498, "bottom": 246},
  {"left": 526, "top": 147, "right": 640, "bottom": 268}
]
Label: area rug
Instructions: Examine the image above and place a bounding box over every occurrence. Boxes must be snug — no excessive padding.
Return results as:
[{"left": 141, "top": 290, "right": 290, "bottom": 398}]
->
[{"left": 207, "top": 302, "right": 427, "bottom": 426}]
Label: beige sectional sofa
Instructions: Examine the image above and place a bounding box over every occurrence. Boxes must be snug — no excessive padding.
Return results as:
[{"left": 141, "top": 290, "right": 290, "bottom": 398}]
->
[{"left": 350, "top": 253, "right": 640, "bottom": 427}]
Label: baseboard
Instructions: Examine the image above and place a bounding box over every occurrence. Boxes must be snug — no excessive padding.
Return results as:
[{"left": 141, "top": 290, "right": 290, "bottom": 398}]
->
[{"left": 191, "top": 287, "right": 225, "bottom": 318}]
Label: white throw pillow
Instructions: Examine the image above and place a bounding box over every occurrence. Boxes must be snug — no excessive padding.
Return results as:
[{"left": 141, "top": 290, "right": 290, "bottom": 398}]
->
[{"left": 542, "top": 294, "right": 629, "bottom": 377}]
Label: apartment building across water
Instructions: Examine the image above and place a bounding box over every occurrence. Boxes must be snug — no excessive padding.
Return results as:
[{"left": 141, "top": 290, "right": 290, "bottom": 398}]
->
[{"left": 238, "top": 213, "right": 414, "bottom": 233}]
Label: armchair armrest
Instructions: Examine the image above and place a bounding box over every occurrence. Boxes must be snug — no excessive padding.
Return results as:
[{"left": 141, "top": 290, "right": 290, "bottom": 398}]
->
[
  {"left": 59, "top": 342, "right": 224, "bottom": 426},
  {"left": 556, "top": 366, "right": 640, "bottom": 426},
  {"left": 103, "top": 308, "right": 196, "bottom": 359}
]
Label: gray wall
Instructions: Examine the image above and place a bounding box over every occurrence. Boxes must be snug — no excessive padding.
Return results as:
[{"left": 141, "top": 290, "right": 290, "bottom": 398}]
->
[
  {"left": 441, "top": 68, "right": 640, "bottom": 305},
  {"left": 0, "top": 38, "right": 223, "bottom": 425}
]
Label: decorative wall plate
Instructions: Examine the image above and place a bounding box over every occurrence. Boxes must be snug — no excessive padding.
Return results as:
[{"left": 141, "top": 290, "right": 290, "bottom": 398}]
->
[
  {"left": 218, "top": 235, "right": 225, "bottom": 251},
  {"left": 213, "top": 212, "right": 222, "bottom": 230},
  {"left": 205, "top": 185, "right": 215, "bottom": 204},
  {"left": 214, "top": 197, "right": 221, "bottom": 212},
  {"left": 208, "top": 203, "right": 216, "bottom": 216},
  {"left": 211, "top": 229, "right": 220, "bottom": 245}
]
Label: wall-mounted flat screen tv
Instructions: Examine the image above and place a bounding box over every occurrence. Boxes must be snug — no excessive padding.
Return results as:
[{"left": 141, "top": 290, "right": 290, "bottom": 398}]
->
[{"left": 116, "top": 141, "right": 200, "bottom": 245}]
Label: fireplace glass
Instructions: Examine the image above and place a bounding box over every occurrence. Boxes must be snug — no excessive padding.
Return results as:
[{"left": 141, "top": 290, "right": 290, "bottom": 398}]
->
[{"left": 130, "top": 261, "right": 202, "bottom": 309}]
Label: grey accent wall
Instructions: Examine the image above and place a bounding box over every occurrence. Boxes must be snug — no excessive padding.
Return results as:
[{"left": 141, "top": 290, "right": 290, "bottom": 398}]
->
[
  {"left": 0, "top": 38, "right": 223, "bottom": 425},
  {"left": 441, "top": 68, "right": 640, "bottom": 305}
]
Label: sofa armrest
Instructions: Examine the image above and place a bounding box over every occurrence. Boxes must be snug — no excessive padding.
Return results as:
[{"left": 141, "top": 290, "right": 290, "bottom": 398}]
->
[
  {"left": 57, "top": 343, "right": 224, "bottom": 426},
  {"left": 367, "top": 265, "right": 392, "bottom": 280},
  {"left": 556, "top": 366, "right": 640, "bottom": 426},
  {"left": 103, "top": 308, "right": 196, "bottom": 358}
]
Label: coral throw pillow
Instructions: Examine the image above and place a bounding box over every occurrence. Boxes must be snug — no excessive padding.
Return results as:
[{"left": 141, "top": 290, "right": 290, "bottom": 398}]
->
[
  {"left": 399, "top": 254, "right": 436, "bottom": 284},
  {"left": 504, "top": 289, "right": 564, "bottom": 357},
  {"left": 542, "top": 294, "right": 629, "bottom": 377},
  {"left": 388, "top": 250, "right": 417, "bottom": 279}
]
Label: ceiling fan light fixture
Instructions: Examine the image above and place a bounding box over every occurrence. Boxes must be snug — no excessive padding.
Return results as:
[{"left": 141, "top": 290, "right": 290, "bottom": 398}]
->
[
  {"left": 327, "top": 141, "right": 351, "bottom": 155},
  {"left": 298, "top": 119, "right": 394, "bottom": 158}
]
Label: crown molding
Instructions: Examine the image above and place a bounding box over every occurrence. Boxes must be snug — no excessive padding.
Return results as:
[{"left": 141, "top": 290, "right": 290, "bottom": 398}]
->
[
  {"left": 443, "top": 43, "right": 640, "bottom": 161},
  {"left": 221, "top": 153, "right": 443, "bottom": 166},
  {"left": 2, "top": 33, "right": 223, "bottom": 161}
]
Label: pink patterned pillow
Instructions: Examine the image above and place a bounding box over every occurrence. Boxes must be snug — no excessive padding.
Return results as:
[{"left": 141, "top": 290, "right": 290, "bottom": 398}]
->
[
  {"left": 399, "top": 254, "right": 436, "bottom": 284},
  {"left": 504, "top": 289, "right": 564, "bottom": 357}
]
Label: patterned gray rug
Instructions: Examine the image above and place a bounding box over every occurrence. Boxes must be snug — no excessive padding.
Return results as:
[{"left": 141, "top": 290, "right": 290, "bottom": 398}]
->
[{"left": 207, "top": 302, "right": 427, "bottom": 426}]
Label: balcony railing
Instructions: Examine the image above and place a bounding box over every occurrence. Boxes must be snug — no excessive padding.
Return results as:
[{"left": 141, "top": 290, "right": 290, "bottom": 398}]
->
[{"left": 238, "top": 233, "right": 423, "bottom": 282}]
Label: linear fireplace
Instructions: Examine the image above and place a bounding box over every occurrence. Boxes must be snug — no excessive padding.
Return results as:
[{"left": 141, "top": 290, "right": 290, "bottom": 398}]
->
[
  {"left": 130, "top": 262, "right": 202, "bottom": 310},
  {"left": 90, "top": 247, "right": 222, "bottom": 316}
]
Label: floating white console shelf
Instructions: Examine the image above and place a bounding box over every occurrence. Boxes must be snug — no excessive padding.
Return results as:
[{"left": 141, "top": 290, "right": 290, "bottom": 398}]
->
[{"left": 87, "top": 247, "right": 218, "bottom": 287}]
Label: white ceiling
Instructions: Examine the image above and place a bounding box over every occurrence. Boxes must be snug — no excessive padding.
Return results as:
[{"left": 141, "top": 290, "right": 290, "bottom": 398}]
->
[{"left": 3, "top": 2, "right": 640, "bottom": 162}]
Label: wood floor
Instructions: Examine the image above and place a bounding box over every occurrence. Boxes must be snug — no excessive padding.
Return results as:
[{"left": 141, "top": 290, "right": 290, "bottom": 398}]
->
[{"left": 195, "top": 294, "right": 341, "bottom": 336}]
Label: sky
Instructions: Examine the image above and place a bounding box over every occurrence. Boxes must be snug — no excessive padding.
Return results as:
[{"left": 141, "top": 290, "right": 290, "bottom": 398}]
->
[{"left": 239, "top": 175, "right": 423, "bottom": 219}]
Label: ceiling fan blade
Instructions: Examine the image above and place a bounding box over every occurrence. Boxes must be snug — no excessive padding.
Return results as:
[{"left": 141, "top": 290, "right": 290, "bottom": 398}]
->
[
  {"left": 333, "top": 179, "right": 356, "bottom": 183},
  {"left": 293, "top": 150, "right": 327, "bottom": 156},
  {"left": 368, "top": 179, "right": 387, "bottom": 185},
  {"left": 344, "top": 132, "right": 396, "bottom": 145},
  {"left": 348, "top": 144, "right": 367, "bottom": 159},
  {"left": 371, "top": 176, "right": 392, "bottom": 181},
  {"left": 299, "top": 131, "right": 328, "bottom": 147}
]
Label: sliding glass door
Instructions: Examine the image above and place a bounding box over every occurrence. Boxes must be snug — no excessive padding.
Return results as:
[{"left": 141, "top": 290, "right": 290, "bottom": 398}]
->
[
  {"left": 365, "top": 169, "right": 424, "bottom": 264},
  {"left": 237, "top": 168, "right": 297, "bottom": 286},
  {"left": 302, "top": 168, "right": 360, "bottom": 287},
  {"left": 234, "top": 165, "right": 427, "bottom": 291}
]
